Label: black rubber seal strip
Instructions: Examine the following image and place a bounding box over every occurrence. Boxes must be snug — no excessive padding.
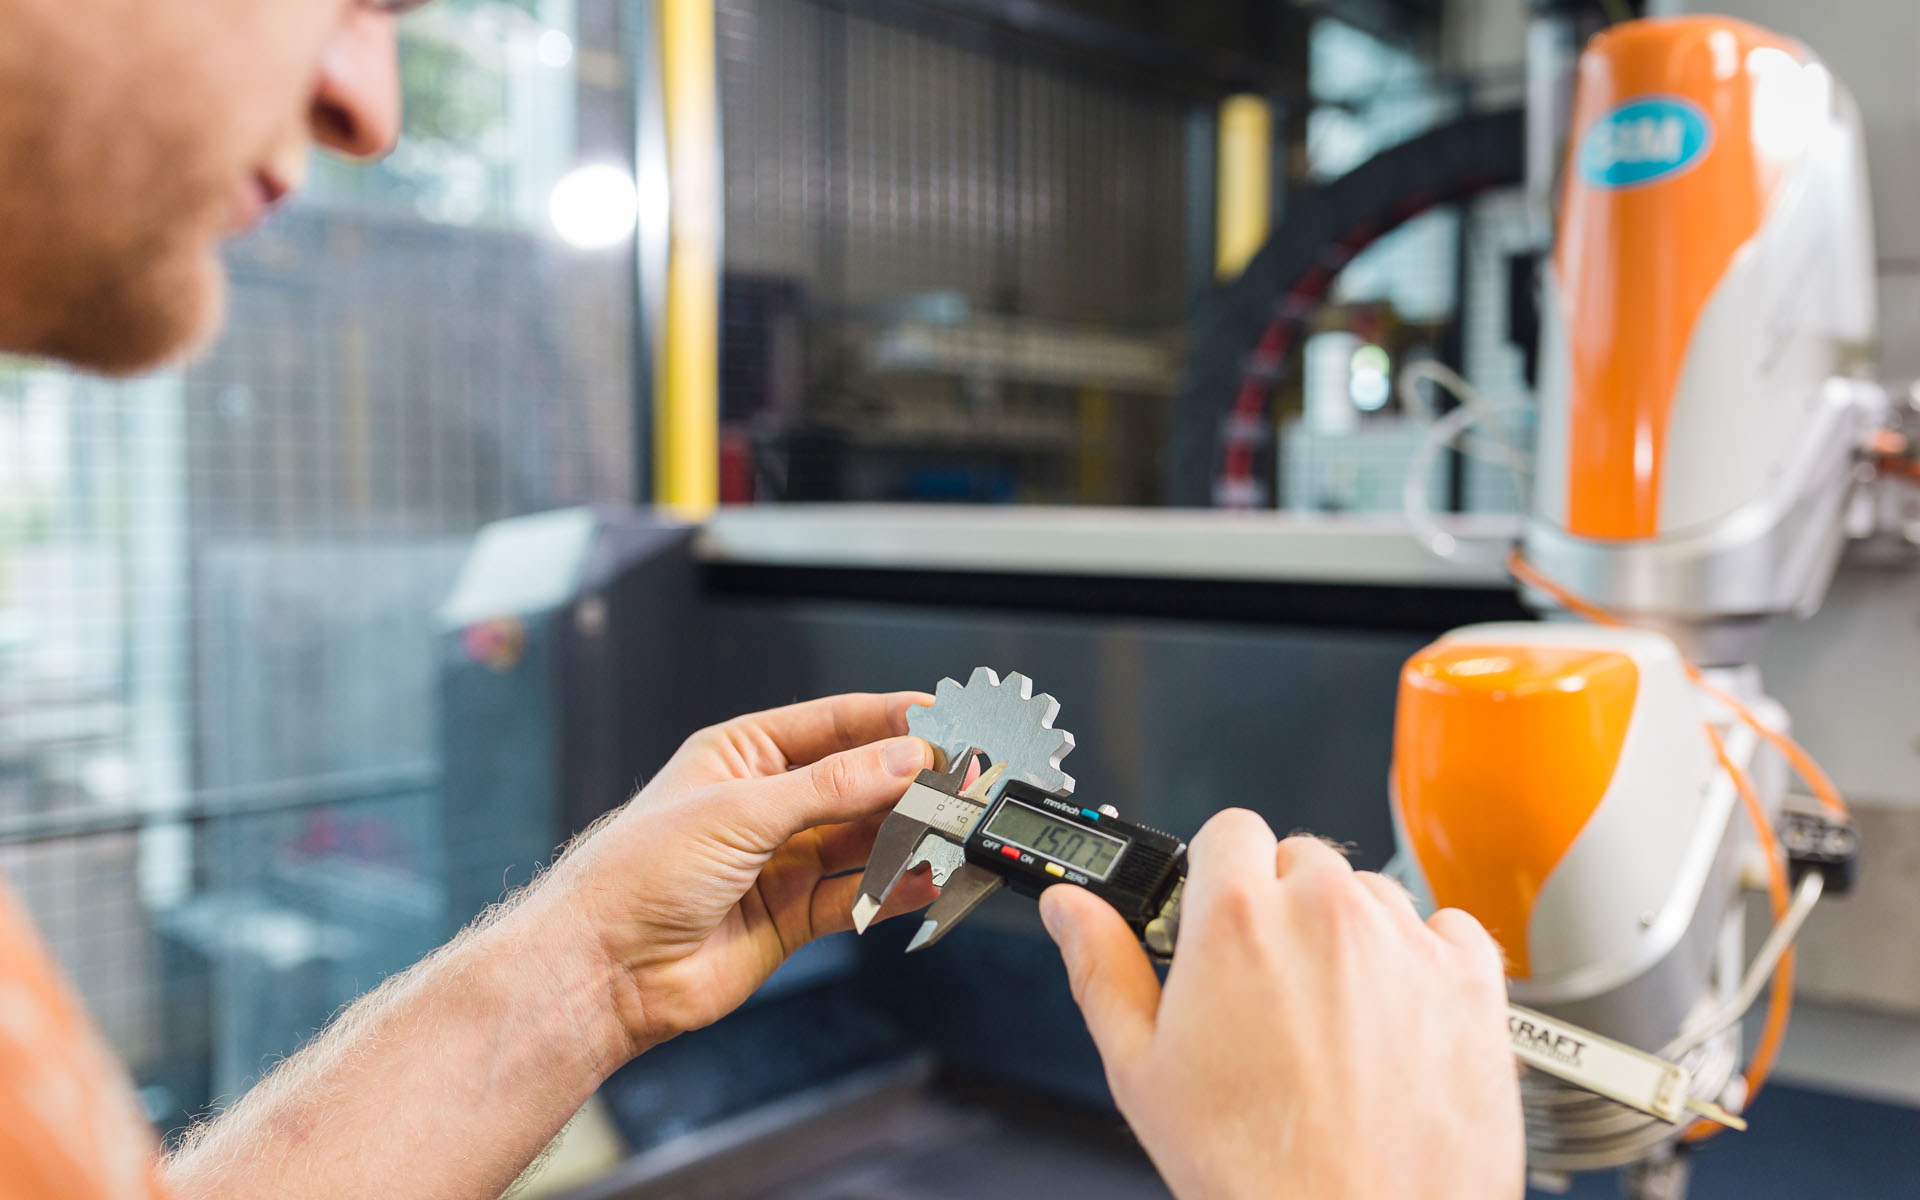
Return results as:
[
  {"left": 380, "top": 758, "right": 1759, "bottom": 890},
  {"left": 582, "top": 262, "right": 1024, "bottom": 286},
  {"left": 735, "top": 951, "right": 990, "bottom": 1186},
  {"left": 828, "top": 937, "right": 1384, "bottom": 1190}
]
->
[{"left": 703, "top": 562, "right": 1530, "bottom": 635}]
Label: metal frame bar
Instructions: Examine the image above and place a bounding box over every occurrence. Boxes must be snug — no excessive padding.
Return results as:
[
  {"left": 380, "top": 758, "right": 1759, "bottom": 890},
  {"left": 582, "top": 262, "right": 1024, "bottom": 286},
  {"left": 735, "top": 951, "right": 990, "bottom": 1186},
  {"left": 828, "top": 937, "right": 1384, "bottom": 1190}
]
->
[{"left": 0, "top": 764, "right": 439, "bottom": 846}]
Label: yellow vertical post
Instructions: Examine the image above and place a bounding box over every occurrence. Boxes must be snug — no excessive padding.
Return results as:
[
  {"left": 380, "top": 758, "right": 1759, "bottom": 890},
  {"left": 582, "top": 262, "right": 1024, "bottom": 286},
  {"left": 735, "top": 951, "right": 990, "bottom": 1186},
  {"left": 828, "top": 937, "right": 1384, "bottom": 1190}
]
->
[
  {"left": 1076, "top": 387, "right": 1111, "bottom": 503},
  {"left": 1215, "top": 94, "right": 1273, "bottom": 281},
  {"left": 656, "top": 0, "right": 719, "bottom": 517}
]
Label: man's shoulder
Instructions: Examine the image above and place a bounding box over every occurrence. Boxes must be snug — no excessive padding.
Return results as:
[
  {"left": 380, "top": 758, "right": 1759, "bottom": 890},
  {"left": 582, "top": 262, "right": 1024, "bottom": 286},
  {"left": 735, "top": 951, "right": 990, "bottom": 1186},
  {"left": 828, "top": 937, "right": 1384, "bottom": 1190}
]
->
[{"left": 0, "top": 876, "right": 168, "bottom": 1199}]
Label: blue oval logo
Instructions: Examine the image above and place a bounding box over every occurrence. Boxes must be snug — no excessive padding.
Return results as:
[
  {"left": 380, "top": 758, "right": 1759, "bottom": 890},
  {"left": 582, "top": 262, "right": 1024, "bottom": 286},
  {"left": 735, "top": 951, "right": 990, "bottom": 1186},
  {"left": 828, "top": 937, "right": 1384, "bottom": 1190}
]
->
[{"left": 1577, "top": 97, "right": 1713, "bottom": 189}]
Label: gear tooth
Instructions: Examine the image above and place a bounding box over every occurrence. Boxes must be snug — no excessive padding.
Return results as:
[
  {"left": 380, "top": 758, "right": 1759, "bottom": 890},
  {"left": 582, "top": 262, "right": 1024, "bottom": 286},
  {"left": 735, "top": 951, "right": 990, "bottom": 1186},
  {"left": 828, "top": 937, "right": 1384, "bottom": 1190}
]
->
[
  {"left": 1033, "top": 696, "right": 1062, "bottom": 729},
  {"left": 967, "top": 666, "right": 1002, "bottom": 690}
]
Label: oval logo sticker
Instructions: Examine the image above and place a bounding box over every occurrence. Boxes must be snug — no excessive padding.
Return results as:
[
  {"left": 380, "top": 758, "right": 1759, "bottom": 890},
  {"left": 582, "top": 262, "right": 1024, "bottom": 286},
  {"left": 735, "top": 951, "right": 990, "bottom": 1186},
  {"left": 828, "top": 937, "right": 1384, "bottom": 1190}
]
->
[{"left": 1577, "top": 97, "right": 1712, "bottom": 189}]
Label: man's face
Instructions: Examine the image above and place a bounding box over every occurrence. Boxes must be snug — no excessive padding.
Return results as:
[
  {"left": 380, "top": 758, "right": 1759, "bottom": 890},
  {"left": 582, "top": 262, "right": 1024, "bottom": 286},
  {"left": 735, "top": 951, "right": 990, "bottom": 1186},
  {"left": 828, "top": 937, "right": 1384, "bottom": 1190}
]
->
[{"left": 0, "top": 0, "right": 403, "bottom": 374}]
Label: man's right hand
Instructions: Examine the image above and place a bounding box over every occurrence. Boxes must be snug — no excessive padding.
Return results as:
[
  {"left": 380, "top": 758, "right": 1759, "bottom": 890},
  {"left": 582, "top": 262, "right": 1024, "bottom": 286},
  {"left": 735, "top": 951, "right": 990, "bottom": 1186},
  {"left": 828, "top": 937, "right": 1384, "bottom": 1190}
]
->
[{"left": 1039, "top": 810, "right": 1523, "bottom": 1200}]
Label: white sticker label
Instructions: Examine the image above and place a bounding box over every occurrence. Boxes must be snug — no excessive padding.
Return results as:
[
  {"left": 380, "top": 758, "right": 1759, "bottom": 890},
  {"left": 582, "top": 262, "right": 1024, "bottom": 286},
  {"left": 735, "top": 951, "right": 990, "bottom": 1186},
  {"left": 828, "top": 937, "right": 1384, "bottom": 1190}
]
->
[{"left": 1507, "top": 1005, "right": 1689, "bottom": 1124}]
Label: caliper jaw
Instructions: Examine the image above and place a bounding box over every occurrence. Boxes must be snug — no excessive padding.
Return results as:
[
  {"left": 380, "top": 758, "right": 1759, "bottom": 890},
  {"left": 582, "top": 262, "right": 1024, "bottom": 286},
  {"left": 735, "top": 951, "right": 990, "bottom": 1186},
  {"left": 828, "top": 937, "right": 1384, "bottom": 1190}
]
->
[
  {"left": 851, "top": 758, "right": 1004, "bottom": 934},
  {"left": 851, "top": 809, "right": 945, "bottom": 934},
  {"left": 904, "top": 862, "right": 1003, "bottom": 951}
]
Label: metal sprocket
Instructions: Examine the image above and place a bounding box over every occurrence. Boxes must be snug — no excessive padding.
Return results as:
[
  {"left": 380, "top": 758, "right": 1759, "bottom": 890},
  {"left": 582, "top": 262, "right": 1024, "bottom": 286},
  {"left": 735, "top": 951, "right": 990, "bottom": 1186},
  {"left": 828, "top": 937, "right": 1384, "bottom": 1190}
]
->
[{"left": 905, "top": 666, "right": 1076, "bottom": 797}]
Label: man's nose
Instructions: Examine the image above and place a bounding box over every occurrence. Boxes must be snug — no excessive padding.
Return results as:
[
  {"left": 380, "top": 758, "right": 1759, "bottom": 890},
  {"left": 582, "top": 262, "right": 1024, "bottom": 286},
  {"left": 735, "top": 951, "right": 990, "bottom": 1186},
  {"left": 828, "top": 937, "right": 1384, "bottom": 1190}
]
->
[{"left": 310, "top": 9, "right": 402, "bottom": 159}]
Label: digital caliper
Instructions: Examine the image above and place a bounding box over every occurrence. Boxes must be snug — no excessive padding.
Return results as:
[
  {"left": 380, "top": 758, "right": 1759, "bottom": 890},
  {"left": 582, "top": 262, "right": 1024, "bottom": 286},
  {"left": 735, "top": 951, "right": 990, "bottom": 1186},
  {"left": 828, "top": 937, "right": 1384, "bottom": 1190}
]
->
[{"left": 853, "top": 752, "right": 1188, "bottom": 958}]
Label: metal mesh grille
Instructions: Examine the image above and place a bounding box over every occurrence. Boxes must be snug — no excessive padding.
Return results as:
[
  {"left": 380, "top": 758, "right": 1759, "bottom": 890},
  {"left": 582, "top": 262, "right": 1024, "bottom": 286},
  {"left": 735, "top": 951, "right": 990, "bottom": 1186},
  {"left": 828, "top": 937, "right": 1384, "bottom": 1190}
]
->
[
  {"left": 716, "top": 0, "right": 1194, "bottom": 505},
  {"left": 718, "top": 0, "right": 1189, "bottom": 322}
]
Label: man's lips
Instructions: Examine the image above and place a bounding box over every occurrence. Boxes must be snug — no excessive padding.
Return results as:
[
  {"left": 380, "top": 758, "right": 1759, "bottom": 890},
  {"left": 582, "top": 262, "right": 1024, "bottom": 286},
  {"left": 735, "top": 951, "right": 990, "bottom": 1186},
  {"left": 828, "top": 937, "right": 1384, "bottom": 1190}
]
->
[
  {"left": 258, "top": 170, "right": 293, "bottom": 211},
  {"left": 229, "top": 170, "right": 294, "bottom": 234}
]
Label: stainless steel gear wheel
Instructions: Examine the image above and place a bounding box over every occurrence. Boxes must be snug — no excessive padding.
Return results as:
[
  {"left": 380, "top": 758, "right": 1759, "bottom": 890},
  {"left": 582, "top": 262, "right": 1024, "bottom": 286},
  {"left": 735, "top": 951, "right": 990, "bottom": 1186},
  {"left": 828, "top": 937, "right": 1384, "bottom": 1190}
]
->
[{"left": 905, "top": 666, "right": 1076, "bottom": 797}]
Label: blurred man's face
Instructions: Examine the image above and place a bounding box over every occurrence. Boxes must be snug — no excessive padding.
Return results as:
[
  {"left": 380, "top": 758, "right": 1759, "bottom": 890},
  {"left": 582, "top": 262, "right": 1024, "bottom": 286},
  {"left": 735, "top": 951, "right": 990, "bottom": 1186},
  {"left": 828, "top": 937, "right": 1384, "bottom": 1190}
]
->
[{"left": 0, "top": 0, "right": 404, "bottom": 374}]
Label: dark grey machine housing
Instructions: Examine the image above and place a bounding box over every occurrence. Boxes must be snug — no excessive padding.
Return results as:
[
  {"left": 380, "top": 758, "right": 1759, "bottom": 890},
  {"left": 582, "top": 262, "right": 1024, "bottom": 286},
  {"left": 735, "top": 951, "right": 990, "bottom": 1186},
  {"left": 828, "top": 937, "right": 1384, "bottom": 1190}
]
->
[{"left": 438, "top": 507, "right": 707, "bottom": 931}]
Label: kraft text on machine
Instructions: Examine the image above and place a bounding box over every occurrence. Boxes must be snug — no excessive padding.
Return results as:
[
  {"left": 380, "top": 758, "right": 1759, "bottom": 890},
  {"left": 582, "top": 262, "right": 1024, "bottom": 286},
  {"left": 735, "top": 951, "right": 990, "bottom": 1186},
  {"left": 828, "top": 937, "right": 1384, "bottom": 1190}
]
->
[{"left": 1510, "top": 1015, "right": 1589, "bottom": 1070}]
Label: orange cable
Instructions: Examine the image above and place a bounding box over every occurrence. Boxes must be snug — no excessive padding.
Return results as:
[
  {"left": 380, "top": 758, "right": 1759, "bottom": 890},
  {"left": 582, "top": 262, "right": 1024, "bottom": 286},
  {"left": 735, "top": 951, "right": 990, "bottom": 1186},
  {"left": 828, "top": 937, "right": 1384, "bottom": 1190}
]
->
[
  {"left": 1689, "top": 671, "right": 1848, "bottom": 819},
  {"left": 1682, "top": 721, "right": 1793, "bottom": 1144},
  {"left": 1505, "top": 549, "right": 1620, "bottom": 628},
  {"left": 1504, "top": 548, "right": 1811, "bottom": 1130}
]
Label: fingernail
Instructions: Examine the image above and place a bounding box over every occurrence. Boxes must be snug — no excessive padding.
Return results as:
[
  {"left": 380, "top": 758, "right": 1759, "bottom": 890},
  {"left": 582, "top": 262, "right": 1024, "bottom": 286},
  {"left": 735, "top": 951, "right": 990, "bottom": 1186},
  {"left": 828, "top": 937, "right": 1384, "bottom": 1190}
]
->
[{"left": 884, "top": 736, "right": 930, "bottom": 778}]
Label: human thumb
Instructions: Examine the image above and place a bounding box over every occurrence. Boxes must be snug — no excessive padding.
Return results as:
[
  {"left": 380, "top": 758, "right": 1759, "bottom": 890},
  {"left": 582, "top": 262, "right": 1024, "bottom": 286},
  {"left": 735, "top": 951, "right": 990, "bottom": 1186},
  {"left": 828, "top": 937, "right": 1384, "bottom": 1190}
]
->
[{"left": 1039, "top": 885, "right": 1161, "bottom": 1069}]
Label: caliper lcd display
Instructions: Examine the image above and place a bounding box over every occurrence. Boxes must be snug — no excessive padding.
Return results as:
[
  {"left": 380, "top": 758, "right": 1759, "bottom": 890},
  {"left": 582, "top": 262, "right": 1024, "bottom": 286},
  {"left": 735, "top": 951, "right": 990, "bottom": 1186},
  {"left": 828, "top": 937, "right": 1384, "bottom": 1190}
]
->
[{"left": 985, "top": 798, "right": 1125, "bottom": 879}]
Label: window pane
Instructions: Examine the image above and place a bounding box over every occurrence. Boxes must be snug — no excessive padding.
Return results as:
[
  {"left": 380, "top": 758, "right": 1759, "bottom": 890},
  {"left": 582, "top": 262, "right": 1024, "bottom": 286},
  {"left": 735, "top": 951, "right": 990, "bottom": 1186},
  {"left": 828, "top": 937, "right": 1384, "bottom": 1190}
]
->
[{"left": 0, "top": 0, "right": 635, "bottom": 1135}]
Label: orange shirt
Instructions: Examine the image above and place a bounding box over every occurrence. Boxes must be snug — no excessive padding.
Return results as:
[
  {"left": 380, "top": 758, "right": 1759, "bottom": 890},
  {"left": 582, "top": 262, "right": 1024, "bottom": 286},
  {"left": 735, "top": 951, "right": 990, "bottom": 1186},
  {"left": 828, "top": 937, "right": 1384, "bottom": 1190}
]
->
[{"left": 0, "top": 877, "right": 167, "bottom": 1200}]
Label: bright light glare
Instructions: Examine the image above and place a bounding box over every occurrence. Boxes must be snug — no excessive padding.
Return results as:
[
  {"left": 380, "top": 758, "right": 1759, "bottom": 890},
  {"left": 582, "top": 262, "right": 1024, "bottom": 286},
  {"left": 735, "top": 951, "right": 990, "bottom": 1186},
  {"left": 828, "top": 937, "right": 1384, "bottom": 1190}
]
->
[
  {"left": 1748, "top": 49, "right": 1823, "bottom": 164},
  {"left": 1350, "top": 365, "right": 1390, "bottom": 411},
  {"left": 537, "top": 29, "right": 575, "bottom": 69},
  {"left": 549, "top": 164, "right": 638, "bottom": 249},
  {"left": 1447, "top": 656, "right": 1512, "bottom": 677}
]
